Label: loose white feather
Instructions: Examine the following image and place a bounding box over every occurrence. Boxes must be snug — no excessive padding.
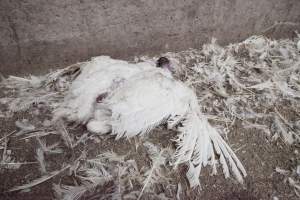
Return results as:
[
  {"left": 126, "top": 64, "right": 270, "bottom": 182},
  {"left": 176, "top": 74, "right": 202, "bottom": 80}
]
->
[{"left": 9, "top": 165, "right": 70, "bottom": 192}]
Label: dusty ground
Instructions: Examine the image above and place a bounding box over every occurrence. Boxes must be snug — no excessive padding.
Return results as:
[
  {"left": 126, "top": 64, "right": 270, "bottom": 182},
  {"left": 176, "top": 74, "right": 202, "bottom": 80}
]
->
[
  {"left": 0, "top": 108, "right": 299, "bottom": 200},
  {"left": 0, "top": 36, "right": 299, "bottom": 199}
]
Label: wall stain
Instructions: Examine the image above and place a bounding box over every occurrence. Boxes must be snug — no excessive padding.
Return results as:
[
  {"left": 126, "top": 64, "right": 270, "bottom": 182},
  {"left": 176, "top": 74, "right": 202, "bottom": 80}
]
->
[{"left": 7, "top": 15, "right": 22, "bottom": 60}]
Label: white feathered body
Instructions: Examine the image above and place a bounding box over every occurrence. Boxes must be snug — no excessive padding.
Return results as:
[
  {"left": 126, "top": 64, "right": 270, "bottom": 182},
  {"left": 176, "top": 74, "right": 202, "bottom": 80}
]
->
[
  {"left": 54, "top": 56, "right": 246, "bottom": 185},
  {"left": 54, "top": 56, "right": 158, "bottom": 123}
]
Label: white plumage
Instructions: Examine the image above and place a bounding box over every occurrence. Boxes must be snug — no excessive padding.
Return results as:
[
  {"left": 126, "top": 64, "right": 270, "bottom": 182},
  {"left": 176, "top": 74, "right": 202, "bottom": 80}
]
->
[
  {"left": 53, "top": 56, "right": 163, "bottom": 123},
  {"left": 54, "top": 56, "right": 246, "bottom": 185}
]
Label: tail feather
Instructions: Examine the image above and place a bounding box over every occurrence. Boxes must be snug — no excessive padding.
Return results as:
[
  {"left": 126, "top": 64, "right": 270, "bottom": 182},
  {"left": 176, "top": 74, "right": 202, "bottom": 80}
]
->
[
  {"left": 175, "top": 110, "right": 246, "bottom": 186},
  {"left": 210, "top": 129, "right": 247, "bottom": 182}
]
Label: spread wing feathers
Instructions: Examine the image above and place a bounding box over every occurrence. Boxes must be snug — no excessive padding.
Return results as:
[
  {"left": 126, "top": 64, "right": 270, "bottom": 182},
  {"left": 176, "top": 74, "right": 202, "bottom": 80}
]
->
[
  {"left": 53, "top": 56, "right": 153, "bottom": 123},
  {"left": 106, "top": 71, "right": 246, "bottom": 183},
  {"left": 105, "top": 72, "right": 190, "bottom": 139}
]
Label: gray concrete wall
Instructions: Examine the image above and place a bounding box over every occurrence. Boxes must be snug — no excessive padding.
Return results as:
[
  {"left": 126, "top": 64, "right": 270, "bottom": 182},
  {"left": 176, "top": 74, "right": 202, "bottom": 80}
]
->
[{"left": 1, "top": 0, "right": 300, "bottom": 75}]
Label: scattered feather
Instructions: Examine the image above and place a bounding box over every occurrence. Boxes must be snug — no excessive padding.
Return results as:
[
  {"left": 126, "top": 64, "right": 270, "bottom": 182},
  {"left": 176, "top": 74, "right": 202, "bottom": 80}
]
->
[
  {"left": 138, "top": 149, "right": 167, "bottom": 200},
  {"left": 9, "top": 165, "right": 70, "bottom": 192},
  {"left": 36, "top": 148, "right": 47, "bottom": 174}
]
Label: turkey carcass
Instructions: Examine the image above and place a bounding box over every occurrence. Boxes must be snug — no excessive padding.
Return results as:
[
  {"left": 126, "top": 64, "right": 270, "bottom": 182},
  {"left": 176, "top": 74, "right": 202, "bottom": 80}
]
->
[
  {"left": 53, "top": 56, "right": 172, "bottom": 123},
  {"left": 86, "top": 69, "right": 246, "bottom": 184}
]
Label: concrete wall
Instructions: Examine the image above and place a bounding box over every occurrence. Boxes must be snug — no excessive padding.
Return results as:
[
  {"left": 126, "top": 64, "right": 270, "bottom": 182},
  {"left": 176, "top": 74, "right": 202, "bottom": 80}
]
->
[{"left": 1, "top": 0, "right": 300, "bottom": 75}]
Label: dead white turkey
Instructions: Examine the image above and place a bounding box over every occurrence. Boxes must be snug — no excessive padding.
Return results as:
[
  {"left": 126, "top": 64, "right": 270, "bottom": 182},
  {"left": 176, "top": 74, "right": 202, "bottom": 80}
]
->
[
  {"left": 53, "top": 56, "right": 172, "bottom": 123},
  {"left": 54, "top": 56, "right": 246, "bottom": 186}
]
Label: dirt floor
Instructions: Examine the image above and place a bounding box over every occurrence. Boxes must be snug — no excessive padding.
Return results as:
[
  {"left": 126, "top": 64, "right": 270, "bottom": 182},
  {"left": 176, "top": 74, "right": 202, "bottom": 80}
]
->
[
  {"left": 0, "top": 36, "right": 299, "bottom": 200},
  {"left": 0, "top": 109, "right": 299, "bottom": 200}
]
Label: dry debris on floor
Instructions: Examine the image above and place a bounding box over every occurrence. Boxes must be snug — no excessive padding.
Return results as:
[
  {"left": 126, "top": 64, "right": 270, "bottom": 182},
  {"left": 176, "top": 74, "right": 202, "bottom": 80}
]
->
[{"left": 0, "top": 34, "right": 300, "bottom": 200}]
